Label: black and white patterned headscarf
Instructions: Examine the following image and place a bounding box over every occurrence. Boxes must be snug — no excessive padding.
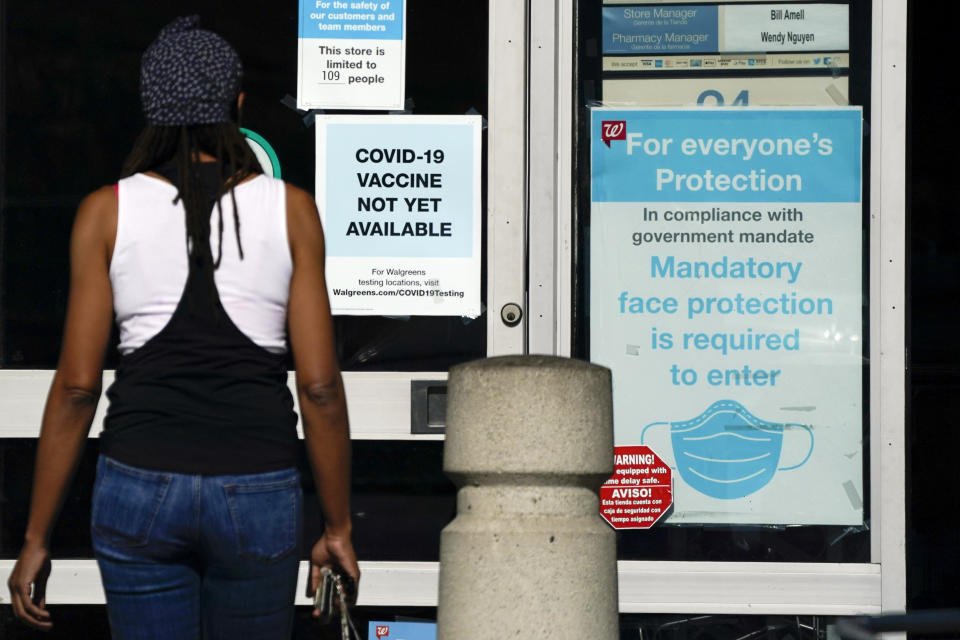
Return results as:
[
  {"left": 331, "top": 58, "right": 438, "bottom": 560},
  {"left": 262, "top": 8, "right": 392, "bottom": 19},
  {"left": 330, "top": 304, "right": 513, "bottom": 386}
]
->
[{"left": 140, "top": 16, "right": 243, "bottom": 126}]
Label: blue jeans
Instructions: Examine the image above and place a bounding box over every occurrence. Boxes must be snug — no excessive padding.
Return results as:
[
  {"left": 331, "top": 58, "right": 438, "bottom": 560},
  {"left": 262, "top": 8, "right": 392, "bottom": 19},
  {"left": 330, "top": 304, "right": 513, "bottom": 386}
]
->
[{"left": 91, "top": 456, "right": 302, "bottom": 640}]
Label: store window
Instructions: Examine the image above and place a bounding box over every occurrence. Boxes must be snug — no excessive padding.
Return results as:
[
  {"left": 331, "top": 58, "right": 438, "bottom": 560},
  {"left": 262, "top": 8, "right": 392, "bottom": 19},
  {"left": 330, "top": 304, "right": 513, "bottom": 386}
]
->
[
  {"left": 574, "top": 0, "right": 872, "bottom": 562},
  {"left": 0, "top": 1, "right": 488, "bottom": 562},
  {"left": 0, "top": 2, "right": 488, "bottom": 372}
]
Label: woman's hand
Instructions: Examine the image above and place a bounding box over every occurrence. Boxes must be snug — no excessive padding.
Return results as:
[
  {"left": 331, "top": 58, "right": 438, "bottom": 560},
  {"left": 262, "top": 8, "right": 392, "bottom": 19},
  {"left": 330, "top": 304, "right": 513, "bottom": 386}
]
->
[
  {"left": 287, "top": 184, "right": 359, "bottom": 617},
  {"left": 308, "top": 531, "right": 360, "bottom": 614},
  {"left": 7, "top": 542, "right": 53, "bottom": 631}
]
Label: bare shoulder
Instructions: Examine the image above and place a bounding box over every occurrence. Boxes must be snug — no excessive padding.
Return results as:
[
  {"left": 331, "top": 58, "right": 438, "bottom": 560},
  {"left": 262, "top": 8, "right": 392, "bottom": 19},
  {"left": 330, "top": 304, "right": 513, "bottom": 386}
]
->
[
  {"left": 284, "top": 183, "right": 324, "bottom": 257},
  {"left": 73, "top": 185, "right": 118, "bottom": 250},
  {"left": 77, "top": 185, "right": 117, "bottom": 219},
  {"left": 285, "top": 183, "right": 319, "bottom": 218}
]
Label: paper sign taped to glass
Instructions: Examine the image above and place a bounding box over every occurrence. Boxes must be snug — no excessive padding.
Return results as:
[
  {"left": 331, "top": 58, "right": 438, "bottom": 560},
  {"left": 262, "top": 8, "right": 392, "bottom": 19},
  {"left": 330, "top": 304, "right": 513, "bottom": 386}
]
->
[
  {"left": 601, "top": 4, "right": 848, "bottom": 55},
  {"left": 297, "top": 0, "right": 407, "bottom": 110},
  {"left": 315, "top": 115, "right": 482, "bottom": 317},
  {"left": 589, "top": 107, "right": 864, "bottom": 525}
]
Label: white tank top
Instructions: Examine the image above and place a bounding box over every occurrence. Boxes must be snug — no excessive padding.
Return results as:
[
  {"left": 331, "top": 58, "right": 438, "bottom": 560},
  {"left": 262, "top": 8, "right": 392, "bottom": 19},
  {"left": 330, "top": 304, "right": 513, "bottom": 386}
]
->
[{"left": 111, "top": 172, "right": 292, "bottom": 355}]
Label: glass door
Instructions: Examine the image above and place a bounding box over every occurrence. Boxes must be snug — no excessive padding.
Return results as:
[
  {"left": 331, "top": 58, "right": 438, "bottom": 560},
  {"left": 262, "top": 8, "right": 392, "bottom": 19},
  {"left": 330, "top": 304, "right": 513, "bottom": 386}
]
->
[
  {"left": 529, "top": 0, "right": 906, "bottom": 620},
  {"left": 0, "top": 0, "right": 526, "bottom": 620}
]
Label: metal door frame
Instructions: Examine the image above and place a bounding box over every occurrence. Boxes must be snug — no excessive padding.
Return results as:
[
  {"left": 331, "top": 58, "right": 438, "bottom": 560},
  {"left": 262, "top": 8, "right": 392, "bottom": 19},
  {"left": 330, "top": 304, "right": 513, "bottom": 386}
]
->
[{"left": 526, "top": 0, "right": 907, "bottom": 618}]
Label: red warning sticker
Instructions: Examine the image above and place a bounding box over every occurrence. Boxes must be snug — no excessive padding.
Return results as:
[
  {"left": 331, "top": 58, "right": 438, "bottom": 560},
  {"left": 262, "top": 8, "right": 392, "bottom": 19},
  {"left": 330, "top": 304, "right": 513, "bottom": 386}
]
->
[{"left": 600, "top": 445, "right": 673, "bottom": 529}]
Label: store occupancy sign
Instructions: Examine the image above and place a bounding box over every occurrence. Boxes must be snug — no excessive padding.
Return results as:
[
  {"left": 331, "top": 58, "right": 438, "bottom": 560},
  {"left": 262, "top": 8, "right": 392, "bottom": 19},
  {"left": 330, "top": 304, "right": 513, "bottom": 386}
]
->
[
  {"left": 297, "top": 0, "right": 406, "bottom": 110},
  {"left": 316, "top": 115, "right": 481, "bottom": 317},
  {"left": 600, "top": 446, "right": 673, "bottom": 529},
  {"left": 590, "top": 108, "right": 863, "bottom": 525}
]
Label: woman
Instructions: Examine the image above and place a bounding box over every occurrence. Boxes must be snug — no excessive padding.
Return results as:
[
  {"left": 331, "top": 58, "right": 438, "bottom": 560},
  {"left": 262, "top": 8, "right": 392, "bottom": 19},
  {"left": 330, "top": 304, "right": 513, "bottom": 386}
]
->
[{"left": 6, "top": 16, "right": 359, "bottom": 638}]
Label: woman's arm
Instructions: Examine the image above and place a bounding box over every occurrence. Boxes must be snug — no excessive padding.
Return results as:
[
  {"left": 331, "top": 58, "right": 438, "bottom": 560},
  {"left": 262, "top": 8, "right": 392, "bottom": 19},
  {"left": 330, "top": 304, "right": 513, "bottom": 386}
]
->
[
  {"left": 285, "top": 184, "right": 360, "bottom": 608},
  {"left": 7, "top": 186, "right": 116, "bottom": 630}
]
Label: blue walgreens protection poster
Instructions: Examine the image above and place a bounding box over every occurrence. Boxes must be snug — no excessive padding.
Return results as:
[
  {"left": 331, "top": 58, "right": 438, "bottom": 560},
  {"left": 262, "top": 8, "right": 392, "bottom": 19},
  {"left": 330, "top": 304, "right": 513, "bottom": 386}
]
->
[
  {"left": 370, "top": 621, "right": 437, "bottom": 640},
  {"left": 590, "top": 107, "right": 863, "bottom": 525}
]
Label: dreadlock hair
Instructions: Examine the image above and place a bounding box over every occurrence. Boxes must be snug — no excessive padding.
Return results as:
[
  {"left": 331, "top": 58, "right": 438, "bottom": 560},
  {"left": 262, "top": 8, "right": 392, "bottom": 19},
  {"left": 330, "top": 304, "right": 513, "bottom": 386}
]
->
[{"left": 121, "top": 121, "right": 263, "bottom": 274}]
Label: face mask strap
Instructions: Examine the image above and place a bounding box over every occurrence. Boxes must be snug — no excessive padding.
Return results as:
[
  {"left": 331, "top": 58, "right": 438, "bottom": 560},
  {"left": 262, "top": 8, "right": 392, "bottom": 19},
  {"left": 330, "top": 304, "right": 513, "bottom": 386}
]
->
[
  {"left": 777, "top": 423, "right": 815, "bottom": 470},
  {"left": 640, "top": 421, "right": 670, "bottom": 446}
]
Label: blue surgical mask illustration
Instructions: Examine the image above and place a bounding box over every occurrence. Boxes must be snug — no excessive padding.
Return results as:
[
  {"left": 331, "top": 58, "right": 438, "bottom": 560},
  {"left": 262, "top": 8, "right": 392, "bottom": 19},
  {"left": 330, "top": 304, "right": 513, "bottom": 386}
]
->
[{"left": 641, "top": 400, "right": 814, "bottom": 500}]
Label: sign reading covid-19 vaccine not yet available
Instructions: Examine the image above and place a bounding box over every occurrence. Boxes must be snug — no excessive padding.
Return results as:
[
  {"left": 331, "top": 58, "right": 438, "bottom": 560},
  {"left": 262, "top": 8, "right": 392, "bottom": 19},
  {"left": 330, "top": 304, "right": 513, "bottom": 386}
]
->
[
  {"left": 316, "top": 115, "right": 481, "bottom": 317},
  {"left": 298, "top": 0, "right": 406, "bottom": 110},
  {"left": 590, "top": 108, "right": 863, "bottom": 525}
]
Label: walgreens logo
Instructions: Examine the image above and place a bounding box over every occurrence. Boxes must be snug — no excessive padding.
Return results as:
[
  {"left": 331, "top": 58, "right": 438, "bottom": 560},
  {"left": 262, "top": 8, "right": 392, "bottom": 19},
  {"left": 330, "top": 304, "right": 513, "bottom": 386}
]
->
[{"left": 601, "top": 120, "right": 626, "bottom": 147}]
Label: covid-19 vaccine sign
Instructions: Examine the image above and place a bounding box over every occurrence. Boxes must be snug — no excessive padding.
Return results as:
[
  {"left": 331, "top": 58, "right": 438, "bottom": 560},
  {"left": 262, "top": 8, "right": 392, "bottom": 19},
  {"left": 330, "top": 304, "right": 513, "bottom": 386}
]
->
[
  {"left": 316, "top": 115, "right": 481, "bottom": 317},
  {"left": 590, "top": 107, "right": 863, "bottom": 525},
  {"left": 298, "top": 0, "right": 406, "bottom": 110}
]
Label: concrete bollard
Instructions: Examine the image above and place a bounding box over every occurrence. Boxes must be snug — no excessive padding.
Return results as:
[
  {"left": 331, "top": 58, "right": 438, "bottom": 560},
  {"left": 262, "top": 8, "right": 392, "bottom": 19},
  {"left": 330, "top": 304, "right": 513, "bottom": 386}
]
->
[{"left": 437, "top": 355, "right": 618, "bottom": 640}]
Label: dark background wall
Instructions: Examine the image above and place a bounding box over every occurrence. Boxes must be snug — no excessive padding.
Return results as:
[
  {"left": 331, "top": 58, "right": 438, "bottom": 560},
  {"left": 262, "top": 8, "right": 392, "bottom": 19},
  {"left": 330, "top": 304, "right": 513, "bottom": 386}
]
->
[{"left": 906, "top": 0, "right": 960, "bottom": 612}]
